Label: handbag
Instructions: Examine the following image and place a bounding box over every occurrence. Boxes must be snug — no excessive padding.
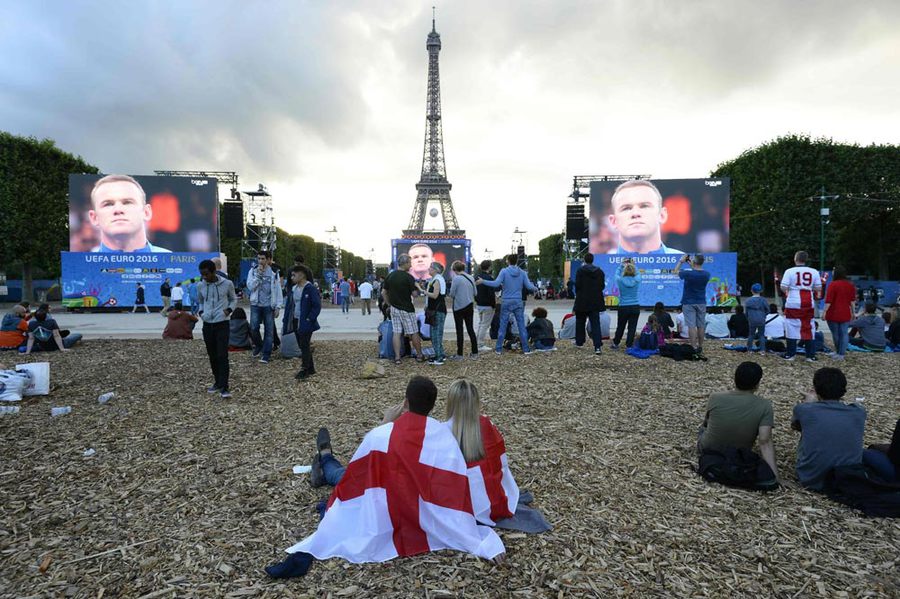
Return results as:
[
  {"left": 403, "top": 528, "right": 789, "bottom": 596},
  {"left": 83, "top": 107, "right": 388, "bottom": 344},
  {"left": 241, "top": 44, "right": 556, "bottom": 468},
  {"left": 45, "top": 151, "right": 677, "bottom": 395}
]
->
[{"left": 424, "top": 309, "right": 436, "bottom": 326}]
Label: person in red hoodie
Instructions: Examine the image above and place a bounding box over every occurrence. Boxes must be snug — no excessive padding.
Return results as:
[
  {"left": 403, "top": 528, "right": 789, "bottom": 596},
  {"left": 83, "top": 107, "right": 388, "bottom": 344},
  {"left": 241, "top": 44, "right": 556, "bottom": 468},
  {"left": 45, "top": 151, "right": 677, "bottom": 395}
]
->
[
  {"left": 162, "top": 308, "right": 199, "bottom": 340},
  {"left": 823, "top": 266, "right": 857, "bottom": 360}
]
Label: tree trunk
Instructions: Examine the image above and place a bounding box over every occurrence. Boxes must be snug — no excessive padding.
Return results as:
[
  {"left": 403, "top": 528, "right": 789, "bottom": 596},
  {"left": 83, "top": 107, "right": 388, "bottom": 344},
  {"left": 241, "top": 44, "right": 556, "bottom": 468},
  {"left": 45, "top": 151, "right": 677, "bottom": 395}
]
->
[{"left": 22, "top": 262, "right": 33, "bottom": 304}]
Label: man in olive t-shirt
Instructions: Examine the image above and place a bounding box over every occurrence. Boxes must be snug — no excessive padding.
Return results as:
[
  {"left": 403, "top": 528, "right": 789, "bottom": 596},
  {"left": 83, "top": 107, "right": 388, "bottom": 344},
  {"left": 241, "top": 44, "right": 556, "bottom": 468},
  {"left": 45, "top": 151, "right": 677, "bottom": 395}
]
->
[
  {"left": 699, "top": 361, "right": 778, "bottom": 479},
  {"left": 382, "top": 253, "right": 423, "bottom": 362}
]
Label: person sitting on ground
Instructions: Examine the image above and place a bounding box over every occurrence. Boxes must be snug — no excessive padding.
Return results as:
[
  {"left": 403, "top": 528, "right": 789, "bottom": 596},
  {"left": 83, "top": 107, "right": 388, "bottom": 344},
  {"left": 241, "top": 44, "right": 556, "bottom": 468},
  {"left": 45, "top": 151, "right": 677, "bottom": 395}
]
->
[
  {"left": 703, "top": 308, "right": 731, "bottom": 339},
  {"left": 791, "top": 367, "right": 866, "bottom": 491},
  {"left": 639, "top": 314, "right": 666, "bottom": 349},
  {"left": 270, "top": 376, "right": 504, "bottom": 578},
  {"left": 652, "top": 302, "right": 675, "bottom": 339},
  {"left": 526, "top": 307, "right": 556, "bottom": 351},
  {"left": 228, "top": 307, "right": 252, "bottom": 350},
  {"left": 24, "top": 304, "right": 82, "bottom": 354},
  {"left": 0, "top": 305, "right": 29, "bottom": 350},
  {"left": 673, "top": 307, "right": 689, "bottom": 339},
  {"left": 887, "top": 306, "right": 900, "bottom": 350},
  {"left": 162, "top": 307, "right": 199, "bottom": 340},
  {"left": 846, "top": 303, "right": 886, "bottom": 352},
  {"left": 727, "top": 305, "right": 750, "bottom": 339},
  {"left": 698, "top": 361, "right": 777, "bottom": 479},
  {"left": 764, "top": 303, "right": 786, "bottom": 341},
  {"left": 863, "top": 418, "right": 900, "bottom": 482},
  {"left": 744, "top": 284, "right": 768, "bottom": 352}
]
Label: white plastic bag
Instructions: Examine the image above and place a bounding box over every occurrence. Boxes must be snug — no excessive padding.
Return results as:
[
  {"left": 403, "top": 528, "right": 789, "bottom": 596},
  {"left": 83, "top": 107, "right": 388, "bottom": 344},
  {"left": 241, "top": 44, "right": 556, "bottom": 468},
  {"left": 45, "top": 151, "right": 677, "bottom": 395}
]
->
[
  {"left": 16, "top": 362, "right": 50, "bottom": 396},
  {"left": 0, "top": 370, "right": 29, "bottom": 402}
]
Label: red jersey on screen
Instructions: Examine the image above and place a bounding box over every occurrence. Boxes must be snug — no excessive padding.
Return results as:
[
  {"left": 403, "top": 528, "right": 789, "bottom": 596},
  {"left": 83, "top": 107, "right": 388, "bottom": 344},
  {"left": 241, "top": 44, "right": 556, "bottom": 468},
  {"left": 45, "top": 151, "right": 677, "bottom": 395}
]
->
[
  {"left": 781, "top": 266, "right": 822, "bottom": 310},
  {"left": 824, "top": 280, "right": 857, "bottom": 323}
]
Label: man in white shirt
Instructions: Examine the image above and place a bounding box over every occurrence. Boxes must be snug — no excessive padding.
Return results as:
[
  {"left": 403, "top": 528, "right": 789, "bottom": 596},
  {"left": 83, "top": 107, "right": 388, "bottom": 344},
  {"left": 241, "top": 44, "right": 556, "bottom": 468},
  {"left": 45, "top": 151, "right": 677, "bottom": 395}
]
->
[
  {"left": 780, "top": 251, "right": 822, "bottom": 362},
  {"left": 171, "top": 282, "right": 185, "bottom": 310},
  {"left": 358, "top": 280, "right": 374, "bottom": 315}
]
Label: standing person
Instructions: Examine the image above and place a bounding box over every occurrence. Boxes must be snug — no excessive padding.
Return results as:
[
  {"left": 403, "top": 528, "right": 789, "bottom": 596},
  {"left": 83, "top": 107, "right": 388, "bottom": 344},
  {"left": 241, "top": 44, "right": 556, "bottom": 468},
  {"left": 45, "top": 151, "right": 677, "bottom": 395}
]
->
[
  {"left": 171, "top": 282, "right": 184, "bottom": 311},
  {"left": 744, "top": 283, "right": 769, "bottom": 352},
  {"left": 197, "top": 259, "right": 237, "bottom": 399},
  {"left": 422, "top": 262, "right": 448, "bottom": 365},
  {"left": 447, "top": 261, "right": 478, "bottom": 360},
  {"left": 823, "top": 266, "right": 857, "bottom": 360},
  {"left": 291, "top": 265, "right": 321, "bottom": 380},
  {"left": 572, "top": 252, "right": 606, "bottom": 354},
  {"left": 187, "top": 278, "right": 200, "bottom": 315},
  {"left": 381, "top": 254, "right": 425, "bottom": 364},
  {"left": 677, "top": 254, "right": 712, "bottom": 353},
  {"left": 611, "top": 259, "right": 641, "bottom": 349},
  {"left": 476, "top": 254, "right": 537, "bottom": 355},
  {"left": 339, "top": 279, "right": 351, "bottom": 314},
  {"left": 247, "top": 250, "right": 283, "bottom": 364},
  {"left": 132, "top": 282, "right": 149, "bottom": 313},
  {"left": 358, "top": 279, "right": 374, "bottom": 315},
  {"left": 159, "top": 278, "right": 172, "bottom": 314},
  {"left": 474, "top": 260, "right": 497, "bottom": 352},
  {"left": 780, "top": 251, "right": 822, "bottom": 362}
]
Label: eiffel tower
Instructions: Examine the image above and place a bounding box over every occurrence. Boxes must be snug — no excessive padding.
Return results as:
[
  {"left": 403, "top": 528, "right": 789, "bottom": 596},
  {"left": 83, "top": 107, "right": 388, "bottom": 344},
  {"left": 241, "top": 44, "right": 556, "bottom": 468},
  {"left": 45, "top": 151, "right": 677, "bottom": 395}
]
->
[{"left": 403, "top": 13, "right": 465, "bottom": 238}]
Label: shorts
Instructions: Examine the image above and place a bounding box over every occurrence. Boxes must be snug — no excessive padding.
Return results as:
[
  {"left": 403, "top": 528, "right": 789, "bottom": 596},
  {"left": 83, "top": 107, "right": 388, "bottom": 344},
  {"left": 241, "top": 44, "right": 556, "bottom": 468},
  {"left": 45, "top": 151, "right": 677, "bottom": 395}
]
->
[
  {"left": 682, "top": 304, "right": 706, "bottom": 328},
  {"left": 390, "top": 307, "right": 419, "bottom": 336}
]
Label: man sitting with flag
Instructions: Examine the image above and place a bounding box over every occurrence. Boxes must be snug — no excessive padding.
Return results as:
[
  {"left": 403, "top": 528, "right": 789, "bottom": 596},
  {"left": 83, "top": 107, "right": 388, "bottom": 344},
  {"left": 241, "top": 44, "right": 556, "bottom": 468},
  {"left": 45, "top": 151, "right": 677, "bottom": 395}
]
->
[{"left": 266, "top": 376, "right": 505, "bottom": 578}]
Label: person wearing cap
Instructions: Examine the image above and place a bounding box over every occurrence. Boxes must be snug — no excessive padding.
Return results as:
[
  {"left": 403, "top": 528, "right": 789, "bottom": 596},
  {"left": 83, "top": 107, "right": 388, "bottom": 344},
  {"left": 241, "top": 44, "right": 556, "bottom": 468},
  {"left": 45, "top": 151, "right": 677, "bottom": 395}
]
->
[{"left": 744, "top": 283, "right": 769, "bottom": 352}]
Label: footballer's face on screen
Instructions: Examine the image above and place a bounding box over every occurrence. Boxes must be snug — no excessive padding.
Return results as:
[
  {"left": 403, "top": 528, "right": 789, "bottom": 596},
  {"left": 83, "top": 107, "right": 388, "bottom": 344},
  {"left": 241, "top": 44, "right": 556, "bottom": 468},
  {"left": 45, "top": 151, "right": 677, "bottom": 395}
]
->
[
  {"left": 89, "top": 181, "right": 152, "bottom": 239},
  {"left": 608, "top": 186, "right": 667, "bottom": 246},
  {"left": 409, "top": 244, "right": 433, "bottom": 278}
]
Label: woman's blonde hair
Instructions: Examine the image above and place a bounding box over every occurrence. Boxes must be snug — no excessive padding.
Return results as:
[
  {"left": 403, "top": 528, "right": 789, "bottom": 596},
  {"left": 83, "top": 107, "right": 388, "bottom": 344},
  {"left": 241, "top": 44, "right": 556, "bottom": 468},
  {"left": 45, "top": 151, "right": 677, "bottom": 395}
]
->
[
  {"left": 623, "top": 263, "right": 637, "bottom": 277},
  {"left": 447, "top": 379, "right": 484, "bottom": 462}
]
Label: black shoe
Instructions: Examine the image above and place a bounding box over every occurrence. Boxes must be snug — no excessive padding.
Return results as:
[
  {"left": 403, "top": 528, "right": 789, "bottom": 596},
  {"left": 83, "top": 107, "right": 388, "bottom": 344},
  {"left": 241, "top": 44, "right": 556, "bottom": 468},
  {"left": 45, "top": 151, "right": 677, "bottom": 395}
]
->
[
  {"left": 316, "top": 427, "right": 332, "bottom": 455},
  {"left": 295, "top": 370, "right": 308, "bottom": 380},
  {"left": 309, "top": 452, "right": 325, "bottom": 488}
]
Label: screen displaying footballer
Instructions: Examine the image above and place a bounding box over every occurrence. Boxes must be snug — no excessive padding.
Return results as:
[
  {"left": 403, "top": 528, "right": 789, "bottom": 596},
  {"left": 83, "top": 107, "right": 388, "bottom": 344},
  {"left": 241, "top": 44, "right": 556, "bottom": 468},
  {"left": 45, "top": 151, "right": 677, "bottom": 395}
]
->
[
  {"left": 69, "top": 174, "right": 220, "bottom": 254},
  {"left": 392, "top": 239, "right": 471, "bottom": 281},
  {"left": 589, "top": 178, "right": 730, "bottom": 255}
]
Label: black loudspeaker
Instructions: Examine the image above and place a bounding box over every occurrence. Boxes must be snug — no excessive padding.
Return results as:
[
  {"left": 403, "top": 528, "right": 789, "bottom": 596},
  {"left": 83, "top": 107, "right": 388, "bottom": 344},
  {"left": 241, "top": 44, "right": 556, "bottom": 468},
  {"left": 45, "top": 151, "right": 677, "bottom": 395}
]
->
[
  {"left": 566, "top": 204, "right": 586, "bottom": 240},
  {"left": 223, "top": 202, "right": 244, "bottom": 239}
]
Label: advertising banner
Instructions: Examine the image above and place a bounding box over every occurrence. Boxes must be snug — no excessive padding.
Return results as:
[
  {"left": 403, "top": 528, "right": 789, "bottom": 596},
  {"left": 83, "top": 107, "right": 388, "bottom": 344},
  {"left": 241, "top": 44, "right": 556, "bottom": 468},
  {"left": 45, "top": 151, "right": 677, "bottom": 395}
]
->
[
  {"left": 61, "top": 251, "right": 218, "bottom": 309},
  {"left": 69, "top": 174, "right": 219, "bottom": 253},
  {"left": 590, "top": 178, "right": 730, "bottom": 255},
  {"left": 596, "top": 253, "right": 738, "bottom": 307},
  {"left": 391, "top": 238, "right": 470, "bottom": 281}
]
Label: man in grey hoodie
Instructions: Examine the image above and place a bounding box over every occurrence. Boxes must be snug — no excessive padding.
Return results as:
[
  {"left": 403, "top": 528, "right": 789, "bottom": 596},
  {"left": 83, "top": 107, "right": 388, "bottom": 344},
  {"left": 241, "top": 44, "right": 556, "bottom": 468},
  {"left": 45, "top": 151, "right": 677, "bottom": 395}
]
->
[
  {"left": 476, "top": 254, "right": 537, "bottom": 355},
  {"left": 198, "top": 259, "right": 238, "bottom": 398}
]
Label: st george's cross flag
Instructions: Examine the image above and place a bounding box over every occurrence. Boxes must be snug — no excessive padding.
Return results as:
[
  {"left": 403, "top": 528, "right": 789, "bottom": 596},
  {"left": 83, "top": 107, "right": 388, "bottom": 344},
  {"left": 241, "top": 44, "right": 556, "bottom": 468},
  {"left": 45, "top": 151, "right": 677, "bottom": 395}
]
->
[
  {"left": 781, "top": 265, "right": 822, "bottom": 340},
  {"left": 454, "top": 415, "right": 520, "bottom": 526},
  {"left": 286, "top": 412, "right": 505, "bottom": 563}
]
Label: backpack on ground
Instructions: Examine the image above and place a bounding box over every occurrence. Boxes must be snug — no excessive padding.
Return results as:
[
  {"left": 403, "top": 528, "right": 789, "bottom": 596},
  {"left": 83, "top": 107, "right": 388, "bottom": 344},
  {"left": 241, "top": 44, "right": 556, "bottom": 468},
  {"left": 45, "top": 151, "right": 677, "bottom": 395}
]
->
[
  {"left": 659, "top": 343, "right": 703, "bottom": 361},
  {"left": 698, "top": 447, "right": 779, "bottom": 491},
  {"left": 638, "top": 331, "right": 658, "bottom": 350},
  {"left": 824, "top": 464, "right": 900, "bottom": 517}
]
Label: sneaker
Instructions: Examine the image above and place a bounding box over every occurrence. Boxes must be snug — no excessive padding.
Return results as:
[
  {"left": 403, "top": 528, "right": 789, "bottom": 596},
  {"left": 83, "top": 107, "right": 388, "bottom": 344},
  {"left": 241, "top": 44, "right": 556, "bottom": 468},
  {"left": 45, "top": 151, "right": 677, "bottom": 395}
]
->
[
  {"left": 316, "top": 427, "right": 332, "bottom": 455},
  {"left": 495, "top": 350, "right": 503, "bottom": 356},
  {"left": 259, "top": 358, "right": 269, "bottom": 364},
  {"left": 206, "top": 385, "right": 221, "bottom": 394},
  {"left": 295, "top": 370, "right": 309, "bottom": 380},
  {"left": 309, "top": 453, "right": 325, "bottom": 488},
  {"left": 478, "top": 345, "right": 492, "bottom": 352},
  {"left": 448, "top": 355, "right": 464, "bottom": 361},
  {"left": 430, "top": 359, "right": 445, "bottom": 366},
  {"left": 522, "top": 350, "right": 533, "bottom": 355},
  {"left": 469, "top": 353, "right": 479, "bottom": 360},
  {"left": 219, "top": 390, "right": 233, "bottom": 399},
  {"left": 781, "top": 354, "right": 795, "bottom": 361},
  {"left": 252, "top": 349, "right": 261, "bottom": 358},
  {"left": 832, "top": 354, "right": 845, "bottom": 361},
  {"left": 805, "top": 357, "right": 818, "bottom": 363},
  {"left": 611, "top": 344, "right": 620, "bottom": 350},
  {"left": 594, "top": 348, "right": 602, "bottom": 355}
]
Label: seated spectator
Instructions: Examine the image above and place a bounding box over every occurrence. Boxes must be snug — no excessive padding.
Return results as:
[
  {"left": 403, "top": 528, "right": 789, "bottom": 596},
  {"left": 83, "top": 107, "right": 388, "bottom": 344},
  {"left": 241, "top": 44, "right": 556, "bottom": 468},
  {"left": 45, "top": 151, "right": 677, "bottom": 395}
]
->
[
  {"left": 0, "top": 305, "right": 29, "bottom": 350},
  {"left": 638, "top": 314, "right": 666, "bottom": 349},
  {"left": 704, "top": 310, "right": 730, "bottom": 339},
  {"left": 163, "top": 308, "right": 199, "bottom": 340},
  {"left": 526, "top": 307, "right": 556, "bottom": 351},
  {"left": 847, "top": 303, "right": 886, "bottom": 351},
  {"left": 727, "top": 305, "right": 750, "bottom": 338},
  {"left": 228, "top": 307, "right": 252, "bottom": 350},
  {"left": 673, "top": 308, "right": 689, "bottom": 339},
  {"left": 764, "top": 303, "right": 785, "bottom": 340},
  {"left": 863, "top": 418, "right": 900, "bottom": 482},
  {"left": 887, "top": 306, "right": 900, "bottom": 350},
  {"left": 24, "top": 304, "right": 82, "bottom": 354},
  {"left": 744, "top": 284, "right": 768, "bottom": 352},
  {"left": 698, "top": 361, "right": 777, "bottom": 479},
  {"left": 791, "top": 367, "right": 866, "bottom": 491},
  {"left": 652, "top": 302, "right": 675, "bottom": 339}
]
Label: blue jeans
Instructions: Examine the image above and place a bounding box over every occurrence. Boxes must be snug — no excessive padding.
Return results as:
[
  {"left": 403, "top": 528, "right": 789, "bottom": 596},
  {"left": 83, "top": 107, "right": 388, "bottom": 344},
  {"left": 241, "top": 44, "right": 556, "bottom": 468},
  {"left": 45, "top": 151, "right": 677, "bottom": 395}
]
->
[
  {"left": 496, "top": 300, "right": 530, "bottom": 353},
  {"left": 431, "top": 311, "right": 446, "bottom": 360},
  {"left": 250, "top": 305, "right": 275, "bottom": 360},
  {"left": 748, "top": 324, "right": 766, "bottom": 352},
  {"left": 786, "top": 338, "right": 815, "bottom": 359},
  {"left": 863, "top": 449, "right": 897, "bottom": 482},
  {"left": 341, "top": 296, "right": 351, "bottom": 313},
  {"left": 320, "top": 454, "right": 346, "bottom": 486},
  {"left": 827, "top": 320, "right": 849, "bottom": 356},
  {"left": 534, "top": 338, "right": 556, "bottom": 350}
]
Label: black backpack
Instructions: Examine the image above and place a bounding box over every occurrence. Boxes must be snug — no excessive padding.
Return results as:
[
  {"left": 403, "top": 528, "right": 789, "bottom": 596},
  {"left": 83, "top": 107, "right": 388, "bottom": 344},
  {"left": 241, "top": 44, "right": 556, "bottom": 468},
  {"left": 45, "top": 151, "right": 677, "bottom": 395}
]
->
[
  {"left": 698, "top": 447, "right": 779, "bottom": 491},
  {"left": 638, "top": 330, "right": 658, "bottom": 350},
  {"left": 824, "top": 464, "right": 900, "bottom": 517},
  {"left": 659, "top": 343, "right": 705, "bottom": 361}
]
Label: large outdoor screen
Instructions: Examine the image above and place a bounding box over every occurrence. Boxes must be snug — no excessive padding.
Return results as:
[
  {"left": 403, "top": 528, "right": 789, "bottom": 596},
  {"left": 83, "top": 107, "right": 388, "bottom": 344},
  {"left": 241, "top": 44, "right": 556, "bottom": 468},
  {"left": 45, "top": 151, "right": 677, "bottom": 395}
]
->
[
  {"left": 589, "top": 178, "right": 729, "bottom": 255},
  {"left": 69, "top": 174, "right": 219, "bottom": 253},
  {"left": 391, "top": 238, "right": 471, "bottom": 281}
]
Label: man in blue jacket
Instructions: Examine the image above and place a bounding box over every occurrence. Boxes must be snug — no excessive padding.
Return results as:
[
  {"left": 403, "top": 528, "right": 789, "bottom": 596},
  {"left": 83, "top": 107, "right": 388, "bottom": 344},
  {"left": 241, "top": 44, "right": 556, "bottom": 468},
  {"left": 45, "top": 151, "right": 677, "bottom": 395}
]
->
[
  {"left": 476, "top": 254, "right": 536, "bottom": 355},
  {"left": 291, "top": 265, "right": 321, "bottom": 380}
]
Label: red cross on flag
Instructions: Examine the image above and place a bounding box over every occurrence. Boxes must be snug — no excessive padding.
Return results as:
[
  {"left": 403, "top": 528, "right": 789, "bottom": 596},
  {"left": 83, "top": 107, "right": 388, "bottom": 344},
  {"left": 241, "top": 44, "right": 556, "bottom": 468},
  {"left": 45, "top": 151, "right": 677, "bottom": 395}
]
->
[
  {"left": 286, "top": 412, "right": 505, "bottom": 563},
  {"left": 454, "top": 415, "right": 519, "bottom": 526}
]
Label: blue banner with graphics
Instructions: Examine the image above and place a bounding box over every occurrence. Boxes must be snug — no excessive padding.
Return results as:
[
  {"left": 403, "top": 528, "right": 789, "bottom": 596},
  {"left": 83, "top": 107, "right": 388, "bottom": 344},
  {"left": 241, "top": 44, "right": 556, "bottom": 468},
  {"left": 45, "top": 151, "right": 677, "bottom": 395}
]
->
[
  {"left": 595, "top": 253, "right": 738, "bottom": 307},
  {"left": 61, "top": 251, "right": 218, "bottom": 308}
]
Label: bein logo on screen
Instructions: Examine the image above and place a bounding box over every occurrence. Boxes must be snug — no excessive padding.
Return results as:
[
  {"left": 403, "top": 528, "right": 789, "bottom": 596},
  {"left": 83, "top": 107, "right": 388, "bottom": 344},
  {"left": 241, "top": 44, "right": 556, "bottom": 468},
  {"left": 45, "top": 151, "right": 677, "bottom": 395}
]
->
[
  {"left": 190, "top": 179, "right": 209, "bottom": 186},
  {"left": 704, "top": 180, "right": 723, "bottom": 187}
]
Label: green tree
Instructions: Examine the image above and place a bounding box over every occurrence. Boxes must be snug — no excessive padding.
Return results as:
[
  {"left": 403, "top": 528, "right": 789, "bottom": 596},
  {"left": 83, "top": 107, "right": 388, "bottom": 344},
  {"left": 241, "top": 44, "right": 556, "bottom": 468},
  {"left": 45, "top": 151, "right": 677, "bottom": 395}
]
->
[
  {"left": 0, "top": 132, "right": 99, "bottom": 300},
  {"left": 712, "top": 134, "right": 900, "bottom": 291},
  {"left": 537, "top": 233, "right": 564, "bottom": 282}
]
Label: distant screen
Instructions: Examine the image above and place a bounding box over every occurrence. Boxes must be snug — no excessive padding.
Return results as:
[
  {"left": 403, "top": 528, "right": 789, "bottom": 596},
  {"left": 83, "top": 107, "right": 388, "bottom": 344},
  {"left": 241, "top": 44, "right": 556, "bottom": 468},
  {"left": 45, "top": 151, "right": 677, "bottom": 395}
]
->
[
  {"left": 589, "top": 178, "right": 729, "bottom": 255},
  {"left": 69, "top": 174, "right": 219, "bottom": 253},
  {"left": 392, "top": 239, "right": 470, "bottom": 281}
]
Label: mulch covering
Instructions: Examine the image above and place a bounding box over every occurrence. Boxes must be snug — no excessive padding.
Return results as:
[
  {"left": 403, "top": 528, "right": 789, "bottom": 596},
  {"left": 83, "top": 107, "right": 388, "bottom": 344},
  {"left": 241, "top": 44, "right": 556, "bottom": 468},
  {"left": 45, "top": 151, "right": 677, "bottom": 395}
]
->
[{"left": 1, "top": 340, "right": 898, "bottom": 598}]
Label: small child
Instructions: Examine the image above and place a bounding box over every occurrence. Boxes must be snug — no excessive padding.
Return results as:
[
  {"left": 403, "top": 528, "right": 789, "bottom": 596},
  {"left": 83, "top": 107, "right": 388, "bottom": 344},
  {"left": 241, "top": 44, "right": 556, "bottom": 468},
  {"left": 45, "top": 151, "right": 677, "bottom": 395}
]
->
[
  {"left": 744, "top": 283, "right": 768, "bottom": 352},
  {"left": 640, "top": 314, "right": 666, "bottom": 348},
  {"left": 526, "top": 307, "right": 556, "bottom": 351}
]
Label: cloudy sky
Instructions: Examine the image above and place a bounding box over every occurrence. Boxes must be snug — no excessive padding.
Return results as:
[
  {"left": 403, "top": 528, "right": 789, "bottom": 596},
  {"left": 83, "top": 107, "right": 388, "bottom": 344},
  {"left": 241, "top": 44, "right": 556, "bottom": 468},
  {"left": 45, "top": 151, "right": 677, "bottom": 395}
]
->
[{"left": 3, "top": 1, "right": 899, "bottom": 262}]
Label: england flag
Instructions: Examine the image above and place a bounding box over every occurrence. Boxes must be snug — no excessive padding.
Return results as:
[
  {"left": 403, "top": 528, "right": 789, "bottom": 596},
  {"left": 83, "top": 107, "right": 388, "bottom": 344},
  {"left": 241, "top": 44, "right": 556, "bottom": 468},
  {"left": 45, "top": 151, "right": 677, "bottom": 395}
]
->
[{"left": 457, "top": 415, "right": 520, "bottom": 526}]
